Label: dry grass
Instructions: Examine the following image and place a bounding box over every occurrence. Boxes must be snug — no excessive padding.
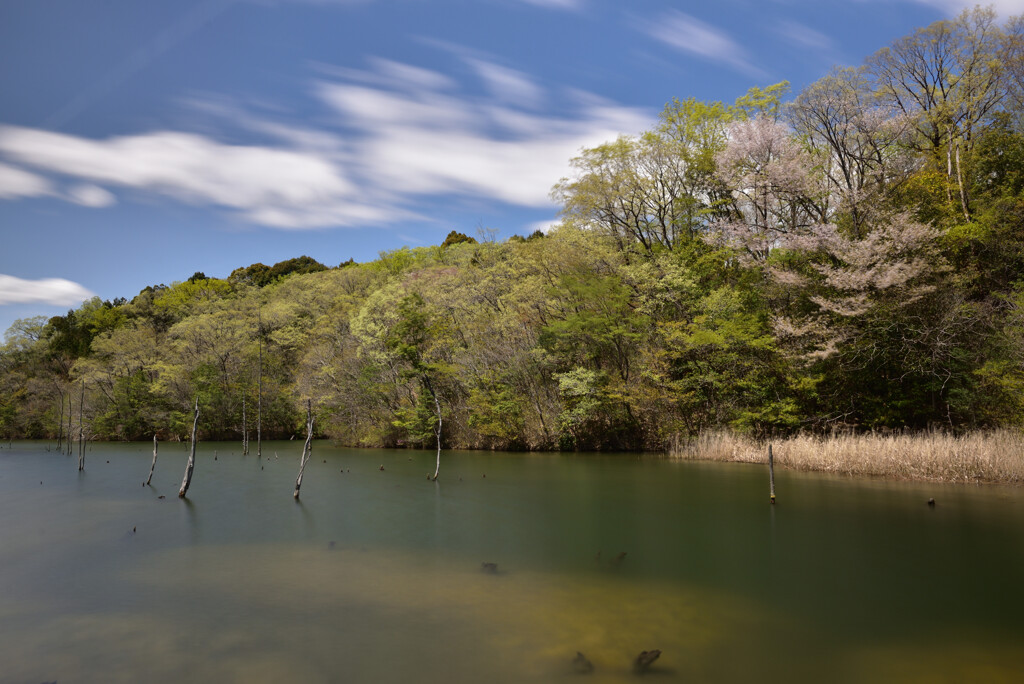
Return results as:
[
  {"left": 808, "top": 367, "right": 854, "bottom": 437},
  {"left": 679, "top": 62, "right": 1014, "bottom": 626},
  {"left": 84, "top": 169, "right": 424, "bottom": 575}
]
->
[{"left": 669, "top": 430, "right": 1024, "bottom": 485}]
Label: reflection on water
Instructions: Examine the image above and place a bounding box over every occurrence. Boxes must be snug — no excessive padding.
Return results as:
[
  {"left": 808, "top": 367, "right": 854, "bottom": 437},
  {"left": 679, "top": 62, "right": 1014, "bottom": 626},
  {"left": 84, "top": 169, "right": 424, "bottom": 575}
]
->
[{"left": 0, "top": 442, "right": 1022, "bottom": 683}]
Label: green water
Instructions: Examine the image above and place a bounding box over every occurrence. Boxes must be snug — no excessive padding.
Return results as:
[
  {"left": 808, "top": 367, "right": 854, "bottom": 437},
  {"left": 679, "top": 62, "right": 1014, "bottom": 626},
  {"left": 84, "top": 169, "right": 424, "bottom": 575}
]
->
[{"left": 1, "top": 441, "right": 1022, "bottom": 683}]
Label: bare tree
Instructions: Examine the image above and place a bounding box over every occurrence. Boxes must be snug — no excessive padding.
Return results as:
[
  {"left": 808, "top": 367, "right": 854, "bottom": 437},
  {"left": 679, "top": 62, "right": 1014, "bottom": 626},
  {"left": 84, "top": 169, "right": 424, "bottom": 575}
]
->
[
  {"left": 867, "top": 7, "right": 1008, "bottom": 219},
  {"left": 146, "top": 435, "right": 158, "bottom": 486},
  {"left": 178, "top": 398, "right": 200, "bottom": 498},
  {"left": 257, "top": 308, "right": 263, "bottom": 460},
  {"left": 293, "top": 400, "right": 314, "bottom": 499},
  {"left": 242, "top": 394, "right": 248, "bottom": 455},
  {"left": 77, "top": 381, "right": 85, "bottom": 471},
  {"left": 423, "top": 377, "right": 442, "bottom": 481}
]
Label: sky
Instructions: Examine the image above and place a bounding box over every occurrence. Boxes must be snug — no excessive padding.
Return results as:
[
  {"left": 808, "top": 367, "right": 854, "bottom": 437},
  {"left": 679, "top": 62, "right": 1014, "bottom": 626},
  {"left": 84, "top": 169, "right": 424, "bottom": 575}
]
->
[{"left": 1, "top": 0, "right": 1022, "bottom": 337}]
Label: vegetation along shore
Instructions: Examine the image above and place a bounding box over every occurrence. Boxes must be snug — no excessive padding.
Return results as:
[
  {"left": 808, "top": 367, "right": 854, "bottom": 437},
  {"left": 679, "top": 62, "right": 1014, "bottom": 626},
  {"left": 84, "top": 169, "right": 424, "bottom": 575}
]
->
[
  {"left": 2, "top": 8, "right": 1024, "bottom": 486},
  {"left": 671, "top": 430, "right": 1024, "bottom": 485}
]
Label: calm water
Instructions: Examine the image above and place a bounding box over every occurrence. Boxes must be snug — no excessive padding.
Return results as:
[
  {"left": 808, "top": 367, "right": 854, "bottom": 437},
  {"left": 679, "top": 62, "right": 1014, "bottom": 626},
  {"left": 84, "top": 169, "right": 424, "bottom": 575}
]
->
[{"left": 1, "top": 441, "right": 1022, "bottom": 683}]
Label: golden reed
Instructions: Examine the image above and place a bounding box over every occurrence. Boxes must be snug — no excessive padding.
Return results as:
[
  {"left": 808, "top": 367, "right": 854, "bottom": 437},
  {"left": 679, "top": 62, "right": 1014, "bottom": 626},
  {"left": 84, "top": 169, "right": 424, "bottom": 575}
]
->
[{"left": 669, "top": 430, "right": 1024, "bottom": 484}]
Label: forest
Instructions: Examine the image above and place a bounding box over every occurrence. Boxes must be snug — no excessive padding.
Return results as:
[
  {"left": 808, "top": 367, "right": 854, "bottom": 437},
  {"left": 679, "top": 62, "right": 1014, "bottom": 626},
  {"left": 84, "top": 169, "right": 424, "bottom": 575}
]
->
[{"left": 2, "top": 7, "right": 1023, "bottom": 451}]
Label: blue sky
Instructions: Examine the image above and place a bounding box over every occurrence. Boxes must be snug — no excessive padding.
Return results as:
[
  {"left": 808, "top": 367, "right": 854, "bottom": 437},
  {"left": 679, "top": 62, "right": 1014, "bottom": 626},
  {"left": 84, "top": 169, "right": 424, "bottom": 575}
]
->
[{"left": 1, "top": 0, "right": 1020, "bottom": 335}]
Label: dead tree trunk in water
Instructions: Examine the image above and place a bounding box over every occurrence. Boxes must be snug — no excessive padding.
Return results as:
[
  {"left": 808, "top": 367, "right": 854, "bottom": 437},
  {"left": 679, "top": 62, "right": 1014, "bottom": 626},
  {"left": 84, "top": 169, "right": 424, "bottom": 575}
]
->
[
  {"left": 293, "top": 400, "right": 314, "bottom": 499},
  {"left": 56, "top": 390, "right": 64, "bottom": 450},
  {"left": 424, "top": 377, "right": 442, "bottom": 481},
  {"left": 242, "top": 395, "right": 249, "bottom": 455},
  {"left": 77, "top": 381, "right": 85, "bottom": 471},
  {"left": 178, "top": 398, "right": 200, "bottom": 498},
  {"left": 146, "top": 435, "right": 158, "bottom": 486},
  {"left": 66, "top": 391, "right": 73, "bottom": 456},
  {"left": 257, "top": 309, "right": 263, "bottom": 460},
  {"left": 769, "top": 443, "right": 776, "bottom": 504}
]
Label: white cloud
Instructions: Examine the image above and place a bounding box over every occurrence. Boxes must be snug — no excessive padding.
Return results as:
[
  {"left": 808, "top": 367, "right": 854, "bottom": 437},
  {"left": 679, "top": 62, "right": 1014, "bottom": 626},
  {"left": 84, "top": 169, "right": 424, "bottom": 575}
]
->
[
  {"left": 642, "top": 10, "right": 766, "bottom": 78},
  {"left": 315, "top": 72, "right": 648, "bottom": 206},
  {"left": 67, "top": 184, "right": 116, "bottom": 208},
  {"left": 517, "top": 0, "right": 583, "bottom": 10},
  {"left": 775, "top": 20, "right": 833, "bottom": 51},
  {"left": 911, "top": 0, "right": 1024, "bottom": 14},
  {"left": 468, "top": 59, "right": 544, "bottom": 108},
  {"left": 0, "top": 162, "right": 53, "bottom": 199},
  {"left": 526, "top": 219, "right": 560, "bottom": 234},
  {"left": 0, "top": 57, "right": 650, "bottom": 228},
  {"left": 0, "top": 125, "right": 395, "bottom": 228},
  {"left": 0, "top": 274, "right": 95, "bottom": 306}
]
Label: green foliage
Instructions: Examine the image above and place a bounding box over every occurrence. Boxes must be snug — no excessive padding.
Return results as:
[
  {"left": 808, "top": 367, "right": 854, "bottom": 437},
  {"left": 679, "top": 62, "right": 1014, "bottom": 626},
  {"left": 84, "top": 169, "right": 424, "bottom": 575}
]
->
[
  {"left": 229, "top": 256, "right": 328, "bottom": 287},
  {"left": 441, "top": 230, "right": 477, "bottom": 247}
]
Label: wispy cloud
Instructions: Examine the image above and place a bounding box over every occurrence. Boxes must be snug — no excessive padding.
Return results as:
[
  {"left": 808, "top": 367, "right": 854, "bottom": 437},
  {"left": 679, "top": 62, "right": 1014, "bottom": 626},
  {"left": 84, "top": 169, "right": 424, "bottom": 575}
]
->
[
  {"left": 0, "top": 57, "right": 650, "bottom": 229},
  {"left": 0, "top": 274, "right": 95, "bottom": 306},
  {"left": 468, "top": 59, "right": 545, "bottom": 108},
  {"left": 0, "top": 125, "right": 393, "bottom": 228},
  {"left": 315, "top": 63, "right": 647, "bottom": 207},
  {"left": 640, "top": 10, "right": 766, "bottom": 79},
  {"left": 0, "top": 162, "right": 52, "bottom": 199},
  {"left": 526, "top": 219, "right": 560, "bottom": 235},
  {"left": 68, "top": 184, "right": 116, "bottom": 208},
  {"left": 516, "top": 0, "right": 583, "bottom": 10},
  {"left": 774, "top": 20, "right": 833, "bottom": 51},
  {"left": 910, "top": 0, "right": 1024, "bottom": 14}
]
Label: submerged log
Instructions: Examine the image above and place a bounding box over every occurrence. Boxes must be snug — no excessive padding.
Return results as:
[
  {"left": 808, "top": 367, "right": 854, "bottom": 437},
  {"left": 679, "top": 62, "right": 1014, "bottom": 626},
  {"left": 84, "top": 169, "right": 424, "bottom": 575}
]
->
[
  {"left": 633, "top": 649, "right": 661, "bottom": 673},
  {"left": 293, "top": 400, "right": 314, "bottom": 499},
  {"left": 572, "top": 651, "right": 593, "bottom": 674},
  {"left": 146, "top": 435, "right": 158, "bottom": 486},
  {"left": 178, "top": 398, "right": 200, "bottom": 498}
]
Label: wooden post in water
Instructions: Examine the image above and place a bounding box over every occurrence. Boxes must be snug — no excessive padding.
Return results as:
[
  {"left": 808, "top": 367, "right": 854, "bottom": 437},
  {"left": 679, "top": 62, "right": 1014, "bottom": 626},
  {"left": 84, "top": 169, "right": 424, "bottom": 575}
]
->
[
  {"left": 293, "top": 400, "right": 314, "bottom": 499},
  {"left": 146, "top": 435, "right": 158, "bottom": 486},
  {"left": 77, "top": 381, "right": 85, "bottom": 471},
  {"left": 242, "top": 394, "right": 248, "bottom": 455},
  {"left": 56, "top": 391, "right": 64, "bottom": 450},
  {"left": 257, "top": 308, "right": 263, "bottom": 461},
  {"left": 178, "top": 398, "right": 200, "bottom": 498},
  {"left": 424, "top": 377, "right": 441, "bottom": 481},
  {"left": 769, "top": 443, "right": 776, "bottom": 504},
  {"left": 66, "top": 391, "right": 73, "bottom": 456}
]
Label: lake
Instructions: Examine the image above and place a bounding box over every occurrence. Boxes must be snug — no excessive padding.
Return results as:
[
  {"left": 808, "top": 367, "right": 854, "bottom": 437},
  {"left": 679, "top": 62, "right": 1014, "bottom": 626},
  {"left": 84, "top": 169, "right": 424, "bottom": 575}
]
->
[{"left": 1, "top": 441, "right": 1022, "bottom": 683}]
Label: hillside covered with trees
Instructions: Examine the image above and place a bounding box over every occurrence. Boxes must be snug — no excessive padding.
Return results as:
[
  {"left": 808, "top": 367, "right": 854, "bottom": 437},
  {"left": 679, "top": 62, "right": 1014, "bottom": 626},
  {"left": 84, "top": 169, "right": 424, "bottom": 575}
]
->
[{"left": 2, "top": 7, "right": 1023, "bottom": 450}]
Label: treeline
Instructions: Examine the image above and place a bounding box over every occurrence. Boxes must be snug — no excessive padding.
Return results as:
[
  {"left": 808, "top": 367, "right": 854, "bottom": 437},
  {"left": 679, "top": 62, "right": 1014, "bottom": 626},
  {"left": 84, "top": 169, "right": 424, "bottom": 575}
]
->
[{"left": 2, "top": 7, "right": 1023, "bottom": 449}]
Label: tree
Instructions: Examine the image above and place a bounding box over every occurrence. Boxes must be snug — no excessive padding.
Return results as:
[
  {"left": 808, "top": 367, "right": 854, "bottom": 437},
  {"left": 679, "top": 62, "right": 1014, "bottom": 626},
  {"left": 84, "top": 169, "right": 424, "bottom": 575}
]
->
[
  {"left": 867, "top": 7, "right": 1009, "bottom": 219},
  {"left": 788, "top": 67, "right": 916, "bottom": 235}
]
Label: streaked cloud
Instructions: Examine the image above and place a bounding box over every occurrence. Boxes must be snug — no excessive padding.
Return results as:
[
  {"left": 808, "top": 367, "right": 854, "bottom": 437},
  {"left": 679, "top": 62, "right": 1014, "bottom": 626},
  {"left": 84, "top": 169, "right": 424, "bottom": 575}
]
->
[
  {"left": 0, "top": 58, "right": 650, "bottom": 229},
  {"left": 641, "top": 10, "right": 766, "bottom": 78},
  {"left": 0, "top": 274, "right": 95, "bottom": 306},
  {"left": 68, "top": 184, "right": 117, "bottom": 208},
  {"left": 0, "top": 162, "right": 53, "bottom": 199},
  {"left": 0, "top": 125, "right": 393, "bottom": 228},
  {"left": 468, "top": 59, "right": 544, "bottom": 108},
  {"left": 516, "top": 0, "right": 583, "bottom": 10},
  {"left": 910, "top": 0, "right": 1024, "bottom": 14},
  {"left": 315, "top": 62, "right": 648, "bottom": 207},
  {"left": 775, "top": 20, "right": 834, "bottom": 51},
  {"left": 526, "top": 219, "right": 560, "bottom": 235}
]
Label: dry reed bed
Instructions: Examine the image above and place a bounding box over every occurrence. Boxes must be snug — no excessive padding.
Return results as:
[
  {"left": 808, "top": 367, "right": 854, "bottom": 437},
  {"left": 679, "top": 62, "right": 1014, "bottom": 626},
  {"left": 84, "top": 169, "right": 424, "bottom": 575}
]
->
[{"left": 669, "top": 430, "right": 1024, "bottom": 485}]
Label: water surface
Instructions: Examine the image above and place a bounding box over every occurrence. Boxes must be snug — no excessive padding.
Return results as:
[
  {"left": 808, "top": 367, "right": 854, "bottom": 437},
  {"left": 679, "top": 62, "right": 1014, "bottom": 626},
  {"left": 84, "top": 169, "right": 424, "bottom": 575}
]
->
[{"left": 1, "top": 441, "right": 1022, "bottom": 683}]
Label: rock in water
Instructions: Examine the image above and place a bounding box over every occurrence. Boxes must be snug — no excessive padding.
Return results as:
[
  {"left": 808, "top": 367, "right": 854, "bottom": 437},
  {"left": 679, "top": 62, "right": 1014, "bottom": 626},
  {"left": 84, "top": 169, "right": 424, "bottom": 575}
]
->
[
  {"left": 572, "top": 651, "right": 594, "bottom": 674},
  {"left": 633, "top": 649, "right": 661, "bottom": 673},
  {"left": 481, "top": 562, "right": 498, "bottom": 574}
]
